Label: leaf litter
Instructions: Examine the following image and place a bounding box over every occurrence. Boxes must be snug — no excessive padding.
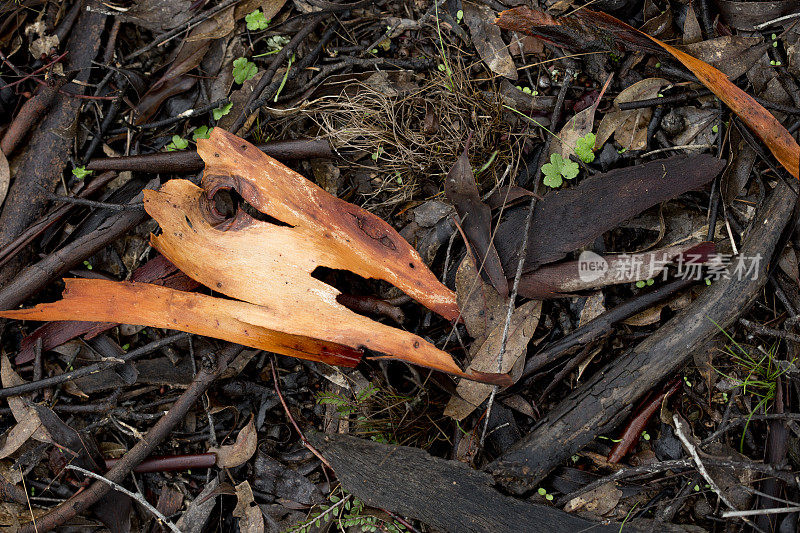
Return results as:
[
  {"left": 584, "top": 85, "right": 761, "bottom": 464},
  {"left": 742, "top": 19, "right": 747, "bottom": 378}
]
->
[{"left": 1, "top": 1, "right": 799, "bottom": 531}]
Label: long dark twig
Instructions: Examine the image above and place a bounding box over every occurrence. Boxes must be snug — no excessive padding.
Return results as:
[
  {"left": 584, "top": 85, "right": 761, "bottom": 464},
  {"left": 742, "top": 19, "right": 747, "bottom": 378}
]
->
[{"left": 0, "top": 333, "right": 187, "bottom": 399}]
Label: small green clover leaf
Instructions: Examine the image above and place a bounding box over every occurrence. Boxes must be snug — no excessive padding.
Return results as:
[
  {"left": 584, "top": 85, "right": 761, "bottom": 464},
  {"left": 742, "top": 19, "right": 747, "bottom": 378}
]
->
[
  {"left": 232, "top": 57, "right": 257, "bottom": 84},
  {"left": 166, "top": 135, "right": 189, "bottom": 151},
  {"left": 72, "top": 166, "right": 92, "bottom": 180},
  {"left": 245, "top": 9, "right": 270, "bottom": 31},
  {"left": 213, "top": 101, "right": 233, "bottom": 121},
  {"left": 542, "top": 153, "right": 579, "bottom": 188},
  {"left": 192, "top": 126, "right": 211, "bottom": 141},
  {"left": 575, "top": 132, "right": 597, "bottom": 163}
]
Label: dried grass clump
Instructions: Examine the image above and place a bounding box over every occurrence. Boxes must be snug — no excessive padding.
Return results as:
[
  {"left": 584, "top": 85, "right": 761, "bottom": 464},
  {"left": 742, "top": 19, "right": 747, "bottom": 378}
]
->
[{"left": 274, "top": 57, "right": 518, "bottom": 213}]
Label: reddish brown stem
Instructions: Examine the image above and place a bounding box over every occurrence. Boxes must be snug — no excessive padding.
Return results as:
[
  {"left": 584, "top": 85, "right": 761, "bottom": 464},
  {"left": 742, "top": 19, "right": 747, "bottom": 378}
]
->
[
  {"left": 0, "top": 78, "right": 68, "bottom": 156},
  {"left": 104, "top": 452, "right": 217, "bottom": 473},
  {"left": 271, "top": 358, "right": 332, "bottom": 469},
  {"left": 607, "top": 380, "right": 681, "bottom": 463}
]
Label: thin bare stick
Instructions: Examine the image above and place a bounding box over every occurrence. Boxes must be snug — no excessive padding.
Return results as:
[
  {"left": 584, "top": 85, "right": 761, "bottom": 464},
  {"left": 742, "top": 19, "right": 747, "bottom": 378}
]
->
[
  {"left": 65, "top": 465, "right": 181, "bottom": 533},
  {"left": 480, "top": 67, "right": 575, "bottom": 445},
  {"left": 722, "top": 507, "right": 800, "bottom": 518},
  {"left": 271, "top": 358, "right": 332, "bottom": 469},
  {"left": 673, "top": 414, "right": 762, "bottom": 531}
]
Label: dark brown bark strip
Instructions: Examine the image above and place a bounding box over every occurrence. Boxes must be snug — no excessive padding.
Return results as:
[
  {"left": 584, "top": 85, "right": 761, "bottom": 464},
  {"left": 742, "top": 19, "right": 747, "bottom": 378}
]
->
[
  {"left": 86, "top": 139, "right": 333, "bottom": 173},
  {"left": 0, "top": 3, "right": 105, "bottom": 249},
  {"left": 307, "top": 433, "right": 621, "bottom": 533},
  {"left": 18, "top": 343, "right": 245, "bottom": 533},
  {"left": 488, "top": 178, "right": 797, "bottom": 494}
]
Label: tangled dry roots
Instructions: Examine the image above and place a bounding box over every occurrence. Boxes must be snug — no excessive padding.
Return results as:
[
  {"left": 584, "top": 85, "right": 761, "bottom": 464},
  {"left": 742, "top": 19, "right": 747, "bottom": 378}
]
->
[{"left": 275, "top": 58, "right": 519, "bottom": 213}]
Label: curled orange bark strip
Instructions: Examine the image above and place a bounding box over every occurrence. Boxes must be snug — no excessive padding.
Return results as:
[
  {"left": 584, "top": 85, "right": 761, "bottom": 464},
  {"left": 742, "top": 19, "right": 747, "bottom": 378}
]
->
[
  {"left": 495, "top": 6, "right": 800, "bottom": 178},
  {"left": 1, "top": 129, "right": 508, "bottom": 385}
]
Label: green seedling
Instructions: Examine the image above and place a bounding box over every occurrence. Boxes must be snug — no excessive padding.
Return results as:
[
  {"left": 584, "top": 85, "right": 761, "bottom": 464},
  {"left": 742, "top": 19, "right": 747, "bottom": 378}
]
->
[
  {"left": 266, "top": 35, "right": 290, "bottom": 52},
  {"left": 456, "top": 9, "right": 464, "bottom": 23},
  {"left": 274, "top": 53, "right": 295, "bottom": 102},
  {"left": 575, "top": 132, "right": 597, "bottom": 163},
  {"left": 537, "top": 487, "right": 555, "bottom": 501},
  {"left": 166, "top": 135, "right": 188, "bottom": 151},
  {"left": 121, "top": 343, "right": 130, "bottom": 351},
  {"left": 635, "top": 278, "right": 655, "bottom": 288},
  {"left": 712, "top": 125, "right": 718, "bottom": 133},
  {"left": 475, "top": 150, "right": 498, "bottom": 176},
  {"left": 289, "top": 488, "right": 407, "bottom": 533},
  {"left": 72, "top": 166, "right": 92, "bottom": 180},
  {"left": 213, "top": 101, "right": 233, "bottom": 121},
  {"left": 245, "top": 9, "right": 270, "bottom": 31},
  {"left": 641, "top": 430, "right": 650, "bottom": 441},
  {"left": 542, "top": 153, "right": 579, "bottom": 188},
  {"left": 192, "top": 126, "right": 211, "bottom": 141},
  {"left": 710, "top": 318, "right": 792, "bottom": 451},
  {"left": 83, "top": 260, "right": 92, "bottom": 270},
  {"left": 232, "top": 57, "right": 257, "bottom": 84},
  {"left": 371, "top": 146, "right": 383, "bottom": 161}
]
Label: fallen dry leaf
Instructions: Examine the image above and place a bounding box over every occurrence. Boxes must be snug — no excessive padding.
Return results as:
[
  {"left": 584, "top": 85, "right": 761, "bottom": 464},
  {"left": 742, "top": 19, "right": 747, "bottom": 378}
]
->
[
  {"left": 233, "top": 481, "right": 264, "bottom": 533},
  {"left": 0, "top": 129, "right": 508, "bottom": 386},
  {"left": 211, "top": 415, "right": 257, "bottom": 468},
  {"left": 455, "top": 253, "right": 507, "bottom": 345},
  {"left": 495, "top": 5, "right": 800, "bottom": 178},
  {"left": 0, "top": 415, "right": 42, "bottom": 460},
  {"left": 1, "top": 355, "right": 52, "bottom": 447},
  {"left": 445, "top": 299, "right": 541, "bottom": 420},
  {"left": 494, "top": 155, "right": 725, "bottom": 272},
  {"left": 595, "top": 77, "right": 670, "bottom": 151},
  {"left": 682, "top": 36, "right": 766, "bottom": 80},
  {"left": 463, "top": 2, "right": 517, "bottom": 80},
  {"left": 564, "top": 482, "right": 622, "bottom": 515},
  {"left": 445, "top": 135, "right": 508, "bottom": 296}
]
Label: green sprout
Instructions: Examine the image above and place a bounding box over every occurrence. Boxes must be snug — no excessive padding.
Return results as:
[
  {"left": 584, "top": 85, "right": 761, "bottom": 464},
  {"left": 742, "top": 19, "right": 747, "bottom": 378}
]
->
[
  {"left": 712, "top": 124, "right": 718, "bottom": 133},
  {"left": 575, "top": 132, "right": 597, "bottom": 163},
  {"left": 641, "top": 430, "right": 651, "bottom": 441},
  {"left": 245, "top": 9, "right": 270, "bottom": 31},
  {"left": 636, "top": 278, "right": 655, "bottom": 288},
  {"left": 72, "top": 166, "right": 92, "bottom": 180},
  {"left": 121, "top": 343, "right": 130, "bottom": 351},
  {"left": 213, "top": 101, "right": 233, "bottom": 121},
  {"left": 274, "top": 53, "right": 295, "bottom": 102},
  {"left": 166, "top": 135, "right": 189, "bottom": 151},
  {"left": 266, "top": 35, "right": 290, "bottom": 53},
  {"left": 83, "top": 260, "right": 92, "bottom": 270},
  {"left": 537, "top": 487, "right": 554, "bottom": 501},
  {"left": 232, "top": 57, "right": 257, "bottom": 84},
  {"left": 192, "top": 126, "right": 211, "bottom": 141},
  {"left": 542, "top": 153, "right": 579, "bottom": 188},
  {"left": 371, "top": 146, "right": 383, "bottom": 161},
  {"left": 456, "top": 9, "right": 464, "bottom": 23}
]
